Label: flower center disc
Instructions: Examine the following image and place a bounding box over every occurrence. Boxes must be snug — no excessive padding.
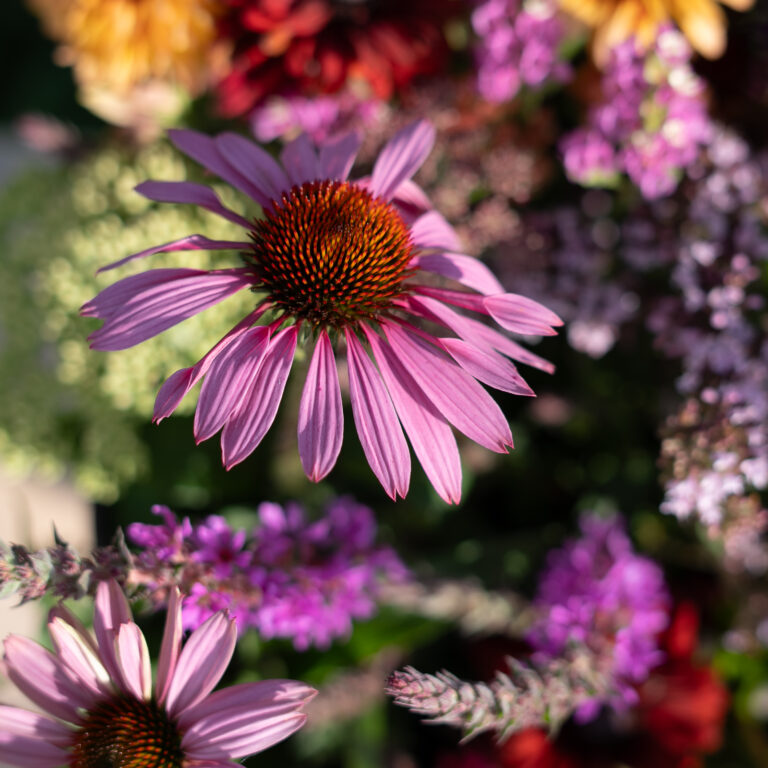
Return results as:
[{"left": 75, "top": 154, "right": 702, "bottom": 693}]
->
[
  {"left": 70, "top": 697, "right": 183, "bottom": 768},
  {"left": 249, "top": 180, "right": 415, "bottom": 328}
]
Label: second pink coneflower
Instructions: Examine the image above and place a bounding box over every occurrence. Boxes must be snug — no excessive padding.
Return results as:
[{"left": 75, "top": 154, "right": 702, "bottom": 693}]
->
[{"left": 82, "top": 121, "right": 562, "bottom": 503}]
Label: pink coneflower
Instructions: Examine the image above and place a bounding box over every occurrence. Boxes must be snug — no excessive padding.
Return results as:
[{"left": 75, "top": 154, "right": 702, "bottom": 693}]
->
[
  {"left": 81, "top": 121, "right": 562, "bottom": 503},
  {"left": 0, "top": 580, "right": 315, "bottom": 767}
]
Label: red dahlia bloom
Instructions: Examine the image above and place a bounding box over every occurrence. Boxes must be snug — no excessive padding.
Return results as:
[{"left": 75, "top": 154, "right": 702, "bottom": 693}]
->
[{"left": 217, "top": 0, "right": 457, "bottom": 117}]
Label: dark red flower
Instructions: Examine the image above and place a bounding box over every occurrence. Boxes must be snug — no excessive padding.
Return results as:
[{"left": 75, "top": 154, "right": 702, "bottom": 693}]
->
[{"left": 216, "top": 0, "right": 458, "bottom": 116}]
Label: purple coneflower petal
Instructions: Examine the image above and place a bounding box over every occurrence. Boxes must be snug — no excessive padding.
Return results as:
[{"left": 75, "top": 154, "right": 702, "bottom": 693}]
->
[
  {"left": 48, "top": 604, "right": 99, "bottom": 655},
  {"left": 382, "top": 323, "right": 513, "bottom": 452},
  {"left": 194, "top": 326, "right": 271, "bottom": 443},
  {"left": 96, "top": 234, "right": 251, "bottom": 274},
  {"left": 391, "top": 178, "right": 432, "bottom": 218},
  {"left": 114, "top": 623, "right": 152, "bottom": 701},
  {"left": 318, "top": 131, "right": 361, "bottom": 180},
  {"left": 462, "top": 317, "right": 557, "bottom": 374},
  {"left": 93, "top": 579, "right": 132, "bottom": 686},
  {"left": 410, "top": 211, "right": 463, "bottom": 252},
  {"left": 412, "top": 252, "right": 505, "bottom": 295},
  {"left": 168, "top": 129, "right": 269, "bottom": 207},
  {"left": 84, "top": 269, "right": 252, "bottom": 351},
  {"left": 370, "top": 120, "right": 436, "bottom": 201},
  {"left": 221, "top": 326, "right": 298, "bottom": 469},
  {"left": 483, "top": 293, "right": 564, "bottom": 336},
  {"left": 365, "top": 327, "right": 462, "bottom": 504},
  {"left": 47, "top": 617, "right": 109, "bottom": 696},
  {"left": 215, "top": 132, "right": 291, "bottom": 206},
  {"left": 156, "top": 586, "right": 183, "bottom": 706},
  {"left": 165, "top": 612, "right": 237, "bottom": 718},
  {"left": 135, "top": 181, "right": 252, "bottom": 229},
  {"left": 439, "top": 337, "right": 534, "bottom": 396},
  {"left": 298, "top": 331, "right": 343, "bottom": 482},
  {"left": 346, "top": 330, "right": 410, "bottom": 501},
  {"left": 3, "top": 636, "right": 94, "bottom": 722},
  {"left": 281, "top": 134, "right": 320, "bottom": 186},
  {"left": 0, "top": 705, "right": 72, "bottom": 747}
]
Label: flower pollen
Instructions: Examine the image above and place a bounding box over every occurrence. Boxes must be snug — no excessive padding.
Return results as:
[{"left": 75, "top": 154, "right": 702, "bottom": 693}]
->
[
  {"left": 70, "top": 696, "right": 183, "bottom": 768},
  {"left": 249, "top": 180, "right": 415, "bottom": 328}
]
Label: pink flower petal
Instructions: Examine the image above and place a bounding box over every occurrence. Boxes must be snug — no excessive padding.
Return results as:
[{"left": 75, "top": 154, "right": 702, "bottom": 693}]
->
[
  {"left": 48, "top": 604, "right": 99, "bottom": 655},
  {"left": 0, "top": 719, "right": 71, "bottom": 768},
  {"left": 483, "top": 293, "right": 564, "bottom": 336},
  {"left": 221, "top": 326, "right": 298, "bottom": 469},
  {"left": 114, "top": 623, "right": 152, "bottom": 701},
  {"left": 392, "top": 179, "right": 433, "bottom": 218},
  {"left": 135, "top": 181, "right": 252, "bottom": 229},
  {"left": 364, "top": 327, "right": 461, "bottom": 504},
  {"left": 3, "top": 636, "right": 94, "bottom": 722},
  {"left": 48, "top": 617, "right": 110, "bottom": 697},
  {"left": 156, "top": 586, "right": 183, "bottom": 706},
  {"left": 298, "top": 331, "right": 343, "bottom": 482},
  {"left": 439, "top": 337, "right": 534, "bottom": 396},
  {"left": 318, "top": 131, "right": 361, "bottom": 179},
  {"left": 280, "top": 134, "right": 320, "bottom": 186},
  {"left": 370, "top": 120, "right": 435, "bottom": 201},
  {"left": 410, "top": 211, "right": 463, "bottom": 252},
  {"left": 168, "top": 129, "right": 271, "bottom": 207},
  {"left": 412, "top": 252, "right": 505, "bottom": 295},
  {"left": 215, "top": 132, "right": 290, "bottom": 205},
  {"left": 83, "top": 269, "right": 252, "bottom": 351},
  {"left": 194, "top": 327, "right": 271, "bottom": 443},
  {"left": 0, "top": 705, "right": 72, "bottom": 745},
  {"left": 93, "top": 580, "right": 132, "bottom": 687},
  {"left": 382, "top": 323, "right": 513, "bottom": 452},
  {"left": 96, "top": 234, "right": 251, "bottom": 273},
  {"left": 345, "top": 330, "right": 410, "bottom": 500},
  {"left": 165, "top": 612, "right": 238, "bottom": 718}
]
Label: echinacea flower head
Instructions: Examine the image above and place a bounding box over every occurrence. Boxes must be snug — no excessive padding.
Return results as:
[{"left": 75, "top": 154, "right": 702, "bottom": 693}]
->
[
  {"left": 81, "top": 121, "right": 562, "bottom": 503},
  {"left": 0, "top": 580, "right": 316, "bottom": 767}
]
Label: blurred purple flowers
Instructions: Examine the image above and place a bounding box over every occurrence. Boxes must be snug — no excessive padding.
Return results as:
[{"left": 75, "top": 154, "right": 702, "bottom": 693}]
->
[
  {"left": 128, "top": 497, "right": 408, "bottom": 650},
  {"left": 528, "top": 514, "right": 670, "bottom": 718}
]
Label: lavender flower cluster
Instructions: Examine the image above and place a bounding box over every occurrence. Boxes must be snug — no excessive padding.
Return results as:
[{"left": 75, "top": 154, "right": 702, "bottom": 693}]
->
[
  {"left": 472, "top": 0, "right": 570, "bottom": 103},
  {"left": 128, "top": 497, "right": 408, "bottom": 649},
  {"left": 562, "top": 27, "right": 712, "bottom": 198}
]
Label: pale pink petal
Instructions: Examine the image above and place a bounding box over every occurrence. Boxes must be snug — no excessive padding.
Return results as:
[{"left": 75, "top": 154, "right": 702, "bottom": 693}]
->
[
  {"left": 382, "top": 323, "right": 513, "bottom": 452},
  {"left": 215, "top": 132, "right": 290, "bottom": 205},
  {"left": 221, "top": 326, "right": 298, "bottom": 469},
  {"left": 114, "top": 623, "right": 152, "bottom": 701},
  {"left": 93, "top": 580, "right": 132, "bottom": 687},
  {"left": 345, "top": 330, "right": 410, "bottom": 500},
  {"left": 439, "top": 337, "right": 534, "bottom": 396},
  {"left": 135, "top": 181, "right": 252, "bottom": 229},
  {"left": 83, "top": 269, "right": 252, "bottom": 351},
  {"left": 183, "top": 713, "right": 306, "bottom": 760},
  {"left": 412, "top": 252, "right": 505, "bottom": 295},
  {"left": 0, "top": 705, "right": 72, "bottom": 745},
  {"left": 156, "top": 586, "right": 183, "bottom": 706},
  {"left": 409, "top": 211, "right": 462, "bottom": 251},
  {"left": 280, "top": 134, "right": 320, "bottom": 186},
  {"left": 48, "top": 617, "right": 110, "bottom": 697},
  {"left": 165, "top": 612, "right": 238, "bottom": 718},
  {"left": 364, "top": 327, "right": 461, "bottom": 504},
  {"left": 48, "top": 604, "right": 99, "bottom": 655},
  {"left": 370, "top": 120, "right": 435, "bottom": 201},
  {"left": 168, "top": 129, "right": 271, "bottom": 206},
  {"left": 318, "top": 131, "right": 361, "bottom": 179},
  {"left": 298, "top": 331, "right": 343, "bottom": 482},
  {"left": 97, "top": 234, "right": 250, "bottom": 273},
  {"left": 3, "top": 636, "right": 94, "bottom": 722},
  {"left": 194, "top": 327, "right": 271, "bottom": 442},
  {"left": 153, "top": 307, "right": 269, "bottom": 422},
  {"left": 483, "top": 293, "right": 563, "bottom": 336}
]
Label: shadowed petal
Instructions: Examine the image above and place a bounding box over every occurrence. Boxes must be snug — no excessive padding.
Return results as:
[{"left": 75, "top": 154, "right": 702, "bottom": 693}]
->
[
  {"left": 135, "top": 181, "right": 252, "bottom": 229},
  {"left": 382, "top": 323, "right": 513, "bottom": 452},
  {"left": 410, "top": 211, "right": 463, "bottom": 252},
  {"left": 48, "top": 617, "right": 110, "bottom": 697},
  {"left": 157, "top": 587, "right": 183, "bottom": 706},
  {"left": 194, "top": 327, "right": 272, "bottom": 442},
  {"left": 281, "top": 134, "right": 321, "bottom": 186},
  {"left": 345, "top": 330, "right": 410, "bottom": 500},
  {"left": 0, "top": 724, "right": 71, "bottom": 768},
  {"left": 412, "top": 252, "right": 505, "bottom": 295},
  {"left": 318, "top": 131, "right": 361, "bottom": 180},
  {"left": 483, "top": 294, "right": 564, "bottom": 336},
  {"left": 165, "top": 612, "right": 238, "bottom": 718},
  {"left": 0, "top": 706, "right": 72, "bottom": 746},
  {"left": 115, "top": 623, "right": 152, "bottom": 701},
  {"left": 83, "top": 269, "right": 252, "bottom": 351},
  {"left": 370, "top": 120, "right": 435, "bottom": 201},
  {"left": 298, "top": 331, "right": 343, "bottom": 482},
  {"left": 221, "top": 326, "right": 298, "bottom": 469},
  {"left": 93, "top": 580, "right": 132, "bottom": 689},
  {"left": 364, "top": 327, "right": 461, "bottom": 504}
]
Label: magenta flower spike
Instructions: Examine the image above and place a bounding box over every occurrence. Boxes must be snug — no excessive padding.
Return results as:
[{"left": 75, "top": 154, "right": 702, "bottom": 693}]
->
[
  {"left": 0, "top": 580, "right": 316, "bottom": 768},
  {"left": 81, "top": 121, "right": 562, "bottom": 503}
]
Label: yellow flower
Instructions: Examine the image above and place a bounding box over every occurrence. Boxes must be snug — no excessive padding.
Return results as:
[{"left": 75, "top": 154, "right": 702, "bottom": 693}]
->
[{"left": 558, "top": 0, "right": 754, "bottom": 62}]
